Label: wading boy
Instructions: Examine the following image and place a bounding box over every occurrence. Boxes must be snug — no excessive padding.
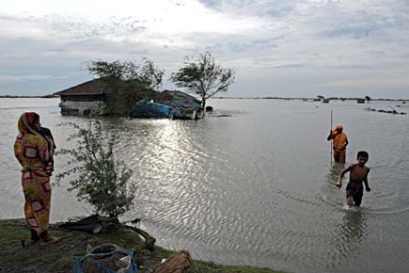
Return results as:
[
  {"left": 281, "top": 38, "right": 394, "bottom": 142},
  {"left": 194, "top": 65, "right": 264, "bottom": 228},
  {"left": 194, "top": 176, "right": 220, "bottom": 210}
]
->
[{"left": 336, "top": 151, "right": 371, "bottom": 207}]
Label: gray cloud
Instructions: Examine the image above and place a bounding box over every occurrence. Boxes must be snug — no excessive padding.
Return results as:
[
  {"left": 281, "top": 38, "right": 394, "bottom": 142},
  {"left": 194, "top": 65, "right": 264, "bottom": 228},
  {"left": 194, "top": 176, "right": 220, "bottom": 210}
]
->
[
  {"left": 0, "top": 74, "right": 67, "bottom": 82},
  {"left": 0, "top": 0, "right": 408, "bottom": 98}
]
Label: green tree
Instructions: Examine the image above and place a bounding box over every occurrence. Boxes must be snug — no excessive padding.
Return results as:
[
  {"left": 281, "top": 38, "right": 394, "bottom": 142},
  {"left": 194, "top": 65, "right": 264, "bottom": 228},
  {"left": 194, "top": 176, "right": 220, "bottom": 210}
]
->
[
  {"left": 56, "top": 121, "right": 135, "bottom": 220},
  {"left": 86, "top": 59, "right": 164, "bottom": 89},
  {"left": 86, "top": 59, "right": 164, "bottom": 116},
  {"left": 170, "top": 52, "right": 235, "bottom": 110},
  {"left": 103, "top": 80, "right": 160, "bottom": 116},
  {"left": 140, "top": 58, "right": 165, "bottom": 91},
  {"left": 87, "top": 60, "right": 133, "bottom": 80}
]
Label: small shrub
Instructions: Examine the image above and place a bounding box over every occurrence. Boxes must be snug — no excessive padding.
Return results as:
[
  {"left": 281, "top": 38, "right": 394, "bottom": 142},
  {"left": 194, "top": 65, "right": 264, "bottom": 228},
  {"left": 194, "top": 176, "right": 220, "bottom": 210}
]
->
[{"left": 56, "top": 120, "right": 135, "bottom": 219}]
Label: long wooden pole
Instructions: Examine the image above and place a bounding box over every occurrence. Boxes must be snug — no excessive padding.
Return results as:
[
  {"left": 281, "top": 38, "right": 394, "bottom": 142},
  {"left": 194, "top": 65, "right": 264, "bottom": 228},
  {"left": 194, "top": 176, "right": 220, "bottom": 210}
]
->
[{"left": 330, "top": 110, "right": 333, "bottom": 165}]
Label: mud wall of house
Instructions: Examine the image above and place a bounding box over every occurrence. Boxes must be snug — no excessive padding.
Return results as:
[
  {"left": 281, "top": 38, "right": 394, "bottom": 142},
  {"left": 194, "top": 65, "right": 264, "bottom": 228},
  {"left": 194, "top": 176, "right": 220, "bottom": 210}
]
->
[{"left": 59, "top": 100, "right": 106, "bottom": 115}]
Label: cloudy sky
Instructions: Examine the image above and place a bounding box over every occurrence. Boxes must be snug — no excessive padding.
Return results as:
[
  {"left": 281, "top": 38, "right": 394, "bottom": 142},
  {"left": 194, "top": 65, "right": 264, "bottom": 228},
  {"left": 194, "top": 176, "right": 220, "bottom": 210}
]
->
[{"left": 0, "top": 0, "right": 408, "bottom": 98}]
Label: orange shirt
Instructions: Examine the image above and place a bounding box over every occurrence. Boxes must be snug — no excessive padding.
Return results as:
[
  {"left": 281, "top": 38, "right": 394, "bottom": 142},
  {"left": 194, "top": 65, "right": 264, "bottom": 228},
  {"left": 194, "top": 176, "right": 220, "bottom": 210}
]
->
[{"left": 331, "top": 131, "right": 348, "bottom": 151}]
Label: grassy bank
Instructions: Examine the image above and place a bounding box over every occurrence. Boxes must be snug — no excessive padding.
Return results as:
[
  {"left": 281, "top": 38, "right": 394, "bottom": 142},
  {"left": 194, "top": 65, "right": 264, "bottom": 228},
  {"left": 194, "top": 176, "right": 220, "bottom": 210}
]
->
[{"left": 0, "top": 219, "right": 285, "bottom": 273}]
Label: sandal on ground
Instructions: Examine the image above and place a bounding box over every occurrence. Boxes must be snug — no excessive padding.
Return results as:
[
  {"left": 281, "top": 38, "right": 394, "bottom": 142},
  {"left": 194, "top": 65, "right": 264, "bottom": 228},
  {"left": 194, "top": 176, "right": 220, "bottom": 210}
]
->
[{"left": 40, "top": 236, "right": 62, "bottom": 246}]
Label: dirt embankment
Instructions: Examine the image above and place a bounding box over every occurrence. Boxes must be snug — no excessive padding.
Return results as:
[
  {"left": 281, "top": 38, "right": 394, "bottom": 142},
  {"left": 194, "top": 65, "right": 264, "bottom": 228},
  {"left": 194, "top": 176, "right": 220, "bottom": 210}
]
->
[{"left": 0, "top": 219, "right": 283, "bottom": 273}]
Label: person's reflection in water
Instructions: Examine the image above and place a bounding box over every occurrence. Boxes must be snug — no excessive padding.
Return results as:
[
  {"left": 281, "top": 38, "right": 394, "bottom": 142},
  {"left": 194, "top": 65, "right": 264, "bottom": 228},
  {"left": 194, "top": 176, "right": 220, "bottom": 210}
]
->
[
  {"left": 321, "top": 164, "right": 346, "bottom": 205},
  {"left": 323, "top": 164, "right": 368, "bottom": 272},
  {"left": 326, "top": 211, "right": 367, "bottom": 272},
  {"left": 328, "top": 164, "right": 344, "bottom": 183},
  {"left": 341, "top": 210, "right": 367, "bottom": 244}
]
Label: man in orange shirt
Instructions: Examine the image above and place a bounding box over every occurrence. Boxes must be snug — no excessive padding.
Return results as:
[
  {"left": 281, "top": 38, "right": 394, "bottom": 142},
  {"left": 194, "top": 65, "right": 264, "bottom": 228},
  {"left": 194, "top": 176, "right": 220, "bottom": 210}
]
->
[{"left": 327, "top": 125, "right": 348, "bottom": 163}]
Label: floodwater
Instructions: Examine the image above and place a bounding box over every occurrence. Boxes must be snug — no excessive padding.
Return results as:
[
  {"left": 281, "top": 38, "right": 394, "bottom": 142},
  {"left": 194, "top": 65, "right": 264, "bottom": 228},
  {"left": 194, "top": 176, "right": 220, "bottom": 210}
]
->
[{"left": 1, "top": 97, "right": 409, "bottom": 273}]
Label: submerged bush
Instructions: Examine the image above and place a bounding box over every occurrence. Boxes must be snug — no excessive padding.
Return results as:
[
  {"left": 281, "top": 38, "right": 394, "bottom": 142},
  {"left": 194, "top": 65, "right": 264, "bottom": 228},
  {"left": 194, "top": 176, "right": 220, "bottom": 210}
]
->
[{"left": 56, "top": 120, "right": 135, "bottom": 219}]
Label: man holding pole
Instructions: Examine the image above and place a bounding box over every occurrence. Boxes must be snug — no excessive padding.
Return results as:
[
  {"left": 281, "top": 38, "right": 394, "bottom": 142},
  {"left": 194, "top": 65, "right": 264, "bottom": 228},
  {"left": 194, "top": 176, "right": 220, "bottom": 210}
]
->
[{"left": 327, "top": 125, "right": 348, "bottom": 163}]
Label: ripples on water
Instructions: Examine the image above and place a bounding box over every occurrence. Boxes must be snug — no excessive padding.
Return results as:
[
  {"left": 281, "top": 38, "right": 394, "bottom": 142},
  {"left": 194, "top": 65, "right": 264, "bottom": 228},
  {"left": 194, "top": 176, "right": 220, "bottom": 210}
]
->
[{"left": 1, "top": 98, "right": 409, "bottom": 273}]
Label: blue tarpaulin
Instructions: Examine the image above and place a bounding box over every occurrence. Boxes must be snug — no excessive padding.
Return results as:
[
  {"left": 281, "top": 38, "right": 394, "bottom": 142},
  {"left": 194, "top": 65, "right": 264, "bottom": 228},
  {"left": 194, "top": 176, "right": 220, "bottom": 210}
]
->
[{"left": 131, "top": 100, "right": 172, "bottom": 119}]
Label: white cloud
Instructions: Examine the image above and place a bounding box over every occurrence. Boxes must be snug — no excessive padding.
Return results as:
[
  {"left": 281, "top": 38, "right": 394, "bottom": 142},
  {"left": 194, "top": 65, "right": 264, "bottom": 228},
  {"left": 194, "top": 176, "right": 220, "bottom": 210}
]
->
[
  {"left": 0, "top": 0, "right": 408, "bottom": 97},
  {"left": 0, "top": 0, "right": 266, "bottom": 39}
]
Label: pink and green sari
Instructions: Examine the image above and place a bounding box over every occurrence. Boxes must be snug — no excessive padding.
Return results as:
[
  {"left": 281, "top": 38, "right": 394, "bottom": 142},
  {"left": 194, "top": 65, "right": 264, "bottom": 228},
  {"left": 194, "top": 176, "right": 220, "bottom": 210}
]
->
[{"left": 14, "top": 112, "right": 52, "bottom": 237}]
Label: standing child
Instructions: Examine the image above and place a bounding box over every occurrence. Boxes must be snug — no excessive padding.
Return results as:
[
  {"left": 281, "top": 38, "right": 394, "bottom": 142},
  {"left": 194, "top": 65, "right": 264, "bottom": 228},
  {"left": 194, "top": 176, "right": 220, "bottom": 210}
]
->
[{"left": 336, "top": 151, "right": 371, "bottom": 207}]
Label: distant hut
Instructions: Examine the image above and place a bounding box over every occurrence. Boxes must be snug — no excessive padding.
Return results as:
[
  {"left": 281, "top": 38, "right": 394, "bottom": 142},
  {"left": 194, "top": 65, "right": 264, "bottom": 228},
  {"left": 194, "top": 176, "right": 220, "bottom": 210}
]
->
[{"left": 357, "top": 98, "right": 365, "bottom": 104}]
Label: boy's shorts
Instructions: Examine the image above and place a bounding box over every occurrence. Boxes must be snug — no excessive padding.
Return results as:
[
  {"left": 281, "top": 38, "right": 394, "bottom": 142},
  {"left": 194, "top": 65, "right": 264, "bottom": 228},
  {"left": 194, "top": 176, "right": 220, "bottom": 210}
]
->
[{"left": 346, "top": 183, "right": 363, "bottom": 206}]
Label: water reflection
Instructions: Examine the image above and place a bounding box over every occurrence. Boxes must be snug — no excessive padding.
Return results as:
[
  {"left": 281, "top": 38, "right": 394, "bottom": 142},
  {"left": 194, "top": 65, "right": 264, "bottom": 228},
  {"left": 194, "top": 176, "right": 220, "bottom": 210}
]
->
[
  {"left": 320, "top": 163, "right": 345, "bottom": 207},
  {"left": 328, "top": 163, "right": 345, "bottom": 184},
  {"left": 337, "top": 210, "right": 367, "bottom": 271},
  {"left": 323, "top": 209, "right": 367, "bottom": 273},
  {"left": 340, "top": 210, "right": 366, "bottom": 244}
]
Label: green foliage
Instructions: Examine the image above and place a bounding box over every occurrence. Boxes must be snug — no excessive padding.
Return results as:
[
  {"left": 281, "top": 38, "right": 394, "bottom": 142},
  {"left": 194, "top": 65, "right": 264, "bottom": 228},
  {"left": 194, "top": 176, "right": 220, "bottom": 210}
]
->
[
  {"left": 104, "top": 80, "right": 159, "bottom": 116},
  {"left": 56, "top": 121, "right": 135, "bottom": 219},
  {"left": 86, "top": 58, "right": 164, "bottom": 91},
  {"left": 86, "top": 59, "right": 164, "bottom": 116},
  {"left": 140, "top": 58, "right": 165, "bottom": 91},
  {"left": 170, "top": 52, "right": 235, "bottom": 109}
]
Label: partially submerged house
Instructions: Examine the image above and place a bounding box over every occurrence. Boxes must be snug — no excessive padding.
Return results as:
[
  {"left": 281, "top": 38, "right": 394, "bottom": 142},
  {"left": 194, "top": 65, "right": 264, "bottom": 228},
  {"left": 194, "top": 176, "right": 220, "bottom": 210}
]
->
[
  {"left": 54, "top": 79, "right": 158, "bottom": 116},
  {"left": 54, "top": 79, "right": 110, "bottom": 116},
  {"left": 54, "top": 80, "right": 203, "bottom": 119}
]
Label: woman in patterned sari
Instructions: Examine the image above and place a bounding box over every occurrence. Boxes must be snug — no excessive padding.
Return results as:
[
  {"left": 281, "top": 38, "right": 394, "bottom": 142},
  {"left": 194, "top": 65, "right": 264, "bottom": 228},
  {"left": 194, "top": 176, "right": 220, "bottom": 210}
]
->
[{"left": 14, "top": 112, "right": 60, "bottom": 245}]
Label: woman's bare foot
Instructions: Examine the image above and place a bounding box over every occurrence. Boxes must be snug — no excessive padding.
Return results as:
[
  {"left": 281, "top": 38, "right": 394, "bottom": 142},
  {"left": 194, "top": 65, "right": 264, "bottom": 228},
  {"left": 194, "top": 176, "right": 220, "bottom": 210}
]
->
[{"left": 40, "top": 236, "right": 61, "bottom": 246}]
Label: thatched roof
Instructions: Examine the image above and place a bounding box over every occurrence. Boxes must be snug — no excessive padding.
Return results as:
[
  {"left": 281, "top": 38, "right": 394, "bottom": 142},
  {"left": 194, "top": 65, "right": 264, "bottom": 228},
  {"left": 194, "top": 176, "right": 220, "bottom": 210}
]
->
[{"left": 54, "top": 79, "right": 111, "bottom": 96}]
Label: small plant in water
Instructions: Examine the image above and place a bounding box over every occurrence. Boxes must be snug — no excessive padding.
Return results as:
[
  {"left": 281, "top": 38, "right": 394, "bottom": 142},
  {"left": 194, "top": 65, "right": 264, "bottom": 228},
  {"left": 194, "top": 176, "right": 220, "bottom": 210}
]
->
[{"left": 56, "top": 120, "right": 135, "bottom": 220}]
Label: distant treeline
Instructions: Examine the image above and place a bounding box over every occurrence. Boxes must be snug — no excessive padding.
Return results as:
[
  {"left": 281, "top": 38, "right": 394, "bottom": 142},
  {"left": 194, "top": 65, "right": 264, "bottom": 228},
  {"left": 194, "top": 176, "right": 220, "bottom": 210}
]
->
[
  {"left": 214, "top": 96, "right": 409, "bottom": 102},
  {"left": 1, "top": 94, "right": 408, "bottom": 102},
  {"left": 0, "top": 94, "right": 57, "bottom": 98}
]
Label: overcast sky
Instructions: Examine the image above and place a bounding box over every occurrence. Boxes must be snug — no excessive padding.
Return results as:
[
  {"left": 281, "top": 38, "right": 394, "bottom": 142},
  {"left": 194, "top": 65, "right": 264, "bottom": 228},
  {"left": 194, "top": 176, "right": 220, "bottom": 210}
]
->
[{"left": 0, "top": 0, "right": 408, "bottom": 98}]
